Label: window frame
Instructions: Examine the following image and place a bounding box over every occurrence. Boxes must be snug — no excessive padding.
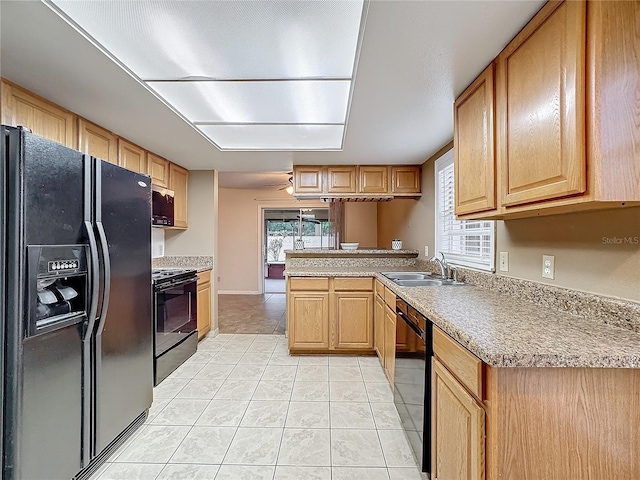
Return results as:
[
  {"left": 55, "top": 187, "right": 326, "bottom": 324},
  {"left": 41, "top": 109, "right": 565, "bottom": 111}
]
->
[{"left": 434, "top": 149, "right": 496, "bottom": 272}]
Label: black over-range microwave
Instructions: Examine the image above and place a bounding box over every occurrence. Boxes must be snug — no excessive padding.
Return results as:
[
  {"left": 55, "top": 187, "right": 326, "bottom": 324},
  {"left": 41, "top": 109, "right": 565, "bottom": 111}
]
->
[{"left": 152, "top": 185, "right": 175, "bottom": 226}]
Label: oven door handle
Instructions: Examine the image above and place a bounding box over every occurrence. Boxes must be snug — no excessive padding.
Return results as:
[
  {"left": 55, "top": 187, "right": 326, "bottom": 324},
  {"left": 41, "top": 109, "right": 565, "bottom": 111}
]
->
[
  {"left": 156, "top": 276, "right": 198, "bottom": 292},
  {"left": 397, "top": 309, "right": 424, "bottom": 339}
]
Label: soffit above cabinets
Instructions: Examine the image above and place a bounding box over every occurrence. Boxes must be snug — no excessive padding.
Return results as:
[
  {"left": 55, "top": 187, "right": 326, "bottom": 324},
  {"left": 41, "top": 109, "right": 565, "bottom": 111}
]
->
[{"left": 45, "top": 0, "right": 367, "bottom": 151}]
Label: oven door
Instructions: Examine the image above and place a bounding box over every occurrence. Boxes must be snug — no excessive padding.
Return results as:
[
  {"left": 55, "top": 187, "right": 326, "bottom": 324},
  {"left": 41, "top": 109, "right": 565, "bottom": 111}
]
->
[
  {"left": 154, "top": 277, "right": 197, "bottom": 356},
  {"left": 394, "top": 303, "right": 431, "bottom": 472}
]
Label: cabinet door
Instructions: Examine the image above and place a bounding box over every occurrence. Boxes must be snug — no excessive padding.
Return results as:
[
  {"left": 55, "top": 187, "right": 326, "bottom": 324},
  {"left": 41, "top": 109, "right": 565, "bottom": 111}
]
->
[
  {"left": 384, "top": 305, "right": 396, "bottom": 384},
  {"left": 391, "top": 166, "right": 421, "bottom": 194},
  {"left": 148, "top": 153, "right": 170, "bottom": 188},
  {"left": 374, "top": 295, "right": 385, "bottom": 362},
  {"left": 334, "top": 292, "right": 373, "bottom": 350},
  {"left": 78, "top": 118, "right": 117, "bottom": 164},
  {"left": 497, "top": 1, "right": 586, "bottom": 207},
  {"left": 169, "top": 163, "right": 189, "bottom": 229},
  {"left": 359, "top": 166, "right": 390, "bottom": 194},
  {"left": 327, "top": 166, "right": 357, "bottom": 194},
  {"left": 454, "top": 64, "right": 496, "bottom": 215},
  {"left": 1, "top": 81, "right": 76, "bottom": 148},
  {"left": 118, "top": 138, "right": 147, "bottom": 174},
  {"left": 294, "top": 166, "right": 324, "bottom": 194},
  {"left": 197, "top": 272, "right": 212, "bottom": 341},
  {"left": 432, "top": 358, "right": 484, "bottom": 480},
  {"left": 288, "top": 293, "right": 330, "bottom": 350},
  {"left": 588, "top": 0, "right": 640, "bottom": 202}
]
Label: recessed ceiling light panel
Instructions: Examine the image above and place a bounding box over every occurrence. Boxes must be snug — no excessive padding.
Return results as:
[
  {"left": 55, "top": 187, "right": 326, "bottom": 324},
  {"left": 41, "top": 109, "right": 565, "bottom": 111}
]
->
[
  {"left": 198, "top": 124, "right": 344, "bottom": 150},
  {"left": 47, "top": 0, "right": 367, "bottom": 151},
  {"left": 147, "top": 80, "right": 351, "bottom": 124}
]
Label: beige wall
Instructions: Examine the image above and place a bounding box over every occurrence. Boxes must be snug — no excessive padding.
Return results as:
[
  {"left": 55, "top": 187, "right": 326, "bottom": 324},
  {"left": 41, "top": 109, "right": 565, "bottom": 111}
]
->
[
  {"left": 377, "top": 143, "right": 640, "bottom": 302},
  {"left": 218, "top": 188, "right": 325, "bottom": 293},
  {"left": 165, "top": 170, "right": 219, "bottom": 331},
  {"left": 165, "top": 171, "right": 217, "bottom": 256},
  {"left": 497, "top": 208, "right": 640, "bottom": 301},
  {"left": 344, "top": 202, "right": 378, "bottom": 248},
  {"left": 378, "top": 149, "right": 438, "bottom": 257}
]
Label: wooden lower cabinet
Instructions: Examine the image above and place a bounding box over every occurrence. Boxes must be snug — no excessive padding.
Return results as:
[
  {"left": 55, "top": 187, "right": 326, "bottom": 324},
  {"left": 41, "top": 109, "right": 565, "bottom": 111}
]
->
[
  {"left": 374, "top": 294, "right": 385, "bottom": 360},
  {"left": 334, "top": 292, "right": 373, "bottom": 349},
  {"left": 288, "top": 292, "right": 330, "bottom": 350},
  {"left": 432, "top": 358, "right": 485, "bottom": 480},
  {"left": 383, "top": 304, "right": 396, "bottom": 384},
  {"left": 288, "top": 276, "right": 375, "bottom": 353},
  {"left": 196, "top": 271, "right": 212, "bottom": 340}
]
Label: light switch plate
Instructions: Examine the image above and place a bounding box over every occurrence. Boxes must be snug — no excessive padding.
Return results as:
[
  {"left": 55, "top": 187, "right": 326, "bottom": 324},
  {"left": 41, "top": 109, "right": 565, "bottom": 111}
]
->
[
  {"left": 424, "top": 246, "right": 429, "bottom": 257},
  {"left": 542, "top": 255, "right": 555, "bottom": 279},
  {"left": 499, "top": 252, "right": 509, "bottom": 272}
]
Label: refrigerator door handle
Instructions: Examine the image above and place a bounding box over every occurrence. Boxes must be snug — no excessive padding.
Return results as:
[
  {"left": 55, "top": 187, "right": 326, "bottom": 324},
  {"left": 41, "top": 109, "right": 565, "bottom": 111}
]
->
[
  {"left": 96, "top": 221, "right": 111, "bottom": 334},
  {"left": 84, "top": 220, "right": 100, "bottom": 340}
]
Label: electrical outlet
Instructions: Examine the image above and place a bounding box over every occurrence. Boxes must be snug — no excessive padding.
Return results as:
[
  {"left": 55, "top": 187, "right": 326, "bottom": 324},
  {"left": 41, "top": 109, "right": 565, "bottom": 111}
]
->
[
  {"left": 499, "top": 252, "right": 509, "bottom": 272},
  {"left": 542, "top": 255, "right": 555, "bottom": 279},
  {"left": 424, "top": 246, "right": 429, "bottom": 257}
]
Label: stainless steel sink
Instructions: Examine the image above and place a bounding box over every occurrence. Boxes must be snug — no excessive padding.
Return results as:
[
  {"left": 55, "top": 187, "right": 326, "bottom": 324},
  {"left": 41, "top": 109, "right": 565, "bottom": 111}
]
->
[
  {"left": 381, "top": 272, "right": 466, "bottom": 287},
  {"left": 381, "top": 272, "right": 433, "bottom": 280}
]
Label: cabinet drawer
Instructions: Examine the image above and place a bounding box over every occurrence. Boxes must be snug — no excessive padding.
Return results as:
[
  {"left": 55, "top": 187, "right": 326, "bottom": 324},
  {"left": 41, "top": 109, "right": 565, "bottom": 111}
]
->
[
  {"left": 289, "top": 277, "right": 329, "bottom": 291},
  {"left": 384, "top": 287, "right": 396, "bottom": 308},
  {"left": 197, "top": 270, "right": 211, "bottom": 286},
  {"left": 374, "top": 279, "right": 385, "bottom": 298},
  {"left": 433, "top": 326, "right": 483, "bottom": 398},
  {"left": 334, "top": 277, "right": 373, "bottom": 291}
]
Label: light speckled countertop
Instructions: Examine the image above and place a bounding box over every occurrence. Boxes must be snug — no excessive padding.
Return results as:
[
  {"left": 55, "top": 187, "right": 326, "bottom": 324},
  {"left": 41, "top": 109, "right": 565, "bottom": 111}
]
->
[
  {"left": 285, "top": 249, "right": 419, "bottom": 257},
  {"left": 285, "top": 266, "right": 640, "bottom": 368}
]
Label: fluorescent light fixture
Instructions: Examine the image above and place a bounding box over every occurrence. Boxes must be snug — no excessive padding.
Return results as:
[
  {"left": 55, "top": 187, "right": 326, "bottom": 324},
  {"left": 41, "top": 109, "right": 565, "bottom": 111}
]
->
[{"left": 46, "top": 0, "right": 368, "bottom": 151}]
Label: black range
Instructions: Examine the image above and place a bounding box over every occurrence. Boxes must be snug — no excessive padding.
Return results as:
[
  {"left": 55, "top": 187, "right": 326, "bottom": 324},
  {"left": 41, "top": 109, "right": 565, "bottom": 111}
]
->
[{"left": 152, "top": 268, "right": 198, "bottom": 385}]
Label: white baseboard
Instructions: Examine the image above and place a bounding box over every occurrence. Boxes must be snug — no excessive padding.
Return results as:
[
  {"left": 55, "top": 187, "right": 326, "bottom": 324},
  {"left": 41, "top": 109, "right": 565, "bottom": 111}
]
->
[{"left": 218, "top": 290, "right": 262, "bottom": 295}]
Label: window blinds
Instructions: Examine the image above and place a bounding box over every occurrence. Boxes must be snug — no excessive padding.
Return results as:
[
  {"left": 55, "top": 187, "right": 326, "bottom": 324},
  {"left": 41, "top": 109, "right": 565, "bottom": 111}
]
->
[{"left": 435, "top": 151, "right": 495, "bottom": 271}]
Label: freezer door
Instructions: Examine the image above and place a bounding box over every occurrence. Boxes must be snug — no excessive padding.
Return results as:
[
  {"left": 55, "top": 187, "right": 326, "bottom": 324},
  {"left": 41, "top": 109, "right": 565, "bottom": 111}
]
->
[
  {"left": 93, "top": 160, "right": 152, "bottom": 455},
  {"left": 2, "top": 127, "right": 87, "bottom": 480}
]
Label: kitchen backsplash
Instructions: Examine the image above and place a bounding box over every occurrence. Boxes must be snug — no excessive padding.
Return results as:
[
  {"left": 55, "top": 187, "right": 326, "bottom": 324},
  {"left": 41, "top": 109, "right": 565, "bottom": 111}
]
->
[
  {"left": 151, "top": 228, "right": 165, "bottom": 258},
  {"left": 415, "top": 260, "right": 640, "bottom": 333}
]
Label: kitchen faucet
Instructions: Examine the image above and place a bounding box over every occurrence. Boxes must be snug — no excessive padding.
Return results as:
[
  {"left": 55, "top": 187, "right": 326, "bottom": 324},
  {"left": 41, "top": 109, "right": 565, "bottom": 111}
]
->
[{"left": 430, "top": 252, "right": 448, "bottom": 278}]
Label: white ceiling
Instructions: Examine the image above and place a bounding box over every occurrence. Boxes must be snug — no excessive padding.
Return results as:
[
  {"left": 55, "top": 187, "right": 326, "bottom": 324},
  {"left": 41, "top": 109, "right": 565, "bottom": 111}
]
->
[{"left": 0, "top": 0, "right": 545, "bottom": 172}]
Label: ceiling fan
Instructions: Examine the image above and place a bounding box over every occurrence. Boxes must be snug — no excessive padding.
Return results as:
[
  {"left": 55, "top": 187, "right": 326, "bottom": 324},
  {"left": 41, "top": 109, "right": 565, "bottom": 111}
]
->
[{"left": 277, "top": 172, "right": 294, "bottom": 194}]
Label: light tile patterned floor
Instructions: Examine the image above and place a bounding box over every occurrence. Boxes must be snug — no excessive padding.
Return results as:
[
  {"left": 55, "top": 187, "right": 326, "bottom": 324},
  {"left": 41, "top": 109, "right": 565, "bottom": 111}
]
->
[{"left": 91, "top": 333, "right": 427, "bottom": 480}]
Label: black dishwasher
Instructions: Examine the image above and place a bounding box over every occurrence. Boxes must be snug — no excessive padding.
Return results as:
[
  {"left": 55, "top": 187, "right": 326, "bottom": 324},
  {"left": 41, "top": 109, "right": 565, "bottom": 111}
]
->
[{"left": 394, "top": 298, "right": 433, "bottom": 473}]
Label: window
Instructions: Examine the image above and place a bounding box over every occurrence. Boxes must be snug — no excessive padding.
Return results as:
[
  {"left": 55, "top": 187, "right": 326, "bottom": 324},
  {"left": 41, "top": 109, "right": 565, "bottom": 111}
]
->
[{"left": 435, "top": 150, "right": 495, "bottom": 271}]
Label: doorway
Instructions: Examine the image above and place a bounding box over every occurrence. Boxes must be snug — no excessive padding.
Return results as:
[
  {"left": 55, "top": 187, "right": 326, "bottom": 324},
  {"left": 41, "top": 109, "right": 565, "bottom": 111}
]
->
[{"left": 263, "top": 208, "right": 330, "bottom": 293}]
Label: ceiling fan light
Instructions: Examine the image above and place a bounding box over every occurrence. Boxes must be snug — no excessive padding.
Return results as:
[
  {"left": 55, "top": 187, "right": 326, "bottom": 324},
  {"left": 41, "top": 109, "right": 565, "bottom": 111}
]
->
[{"left": 285, "top": 185, "right": 294, "bottom": 195}]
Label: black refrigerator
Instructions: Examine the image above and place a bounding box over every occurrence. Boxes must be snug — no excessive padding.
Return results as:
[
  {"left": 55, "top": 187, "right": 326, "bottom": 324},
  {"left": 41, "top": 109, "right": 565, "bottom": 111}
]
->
[{"left": 0, "top": 126, "right": 153, "bottom": 480}]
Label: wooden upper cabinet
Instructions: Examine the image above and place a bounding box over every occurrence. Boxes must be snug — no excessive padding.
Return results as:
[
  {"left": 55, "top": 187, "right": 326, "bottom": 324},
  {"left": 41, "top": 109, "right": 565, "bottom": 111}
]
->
[
  {"left": 587, "top": 0, "right": 640, "bottom": 203},
  {"left": 294, "top": 166, "right": 324, "bottom": 194},
  {"left": 454, "top": 64, "right": 496, "bottom": 215},
  {"left": 391, "top": 166, "right": 421, "bottom": 194},
  {"left": 327, "top": 166, "right": 357, "bottom": 194},
  {"left": 169, "top": 163, "right": 189, "bottom": 229},
  {"left": 358, "top": 166, "right": 389, "bottom": 194},
  {"left": 497, "top": 0, "right": 587, "bottom": 208},
  {"left": 432, "top": 358, "right": 485, "bottom": 480},
  {"left": 1, "top": 80, "right": 76, "bottom": 148},
  {"left": 148, "top": 152, "right": 170, "bottom": 188},
  {"left": 78, "top": 118, "right": 117, "bottom": 164},
  {"left": 118, "top": 138, "right": 147, "bottom": 174}
]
